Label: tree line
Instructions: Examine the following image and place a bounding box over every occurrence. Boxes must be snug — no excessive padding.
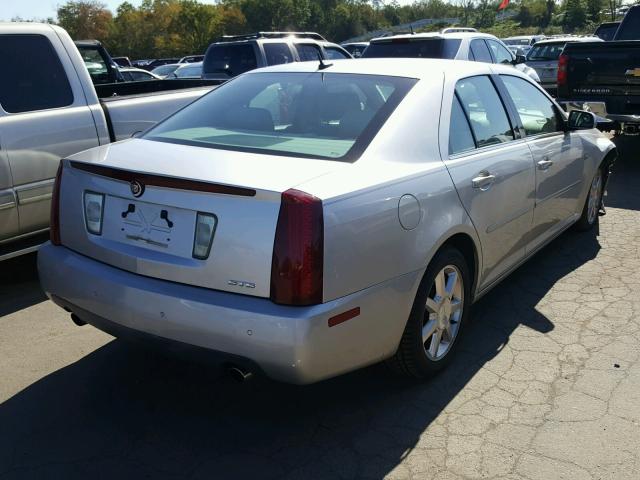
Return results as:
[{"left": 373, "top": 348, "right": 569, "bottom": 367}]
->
[{"left": 15, "top": 0, "right": 627, "bottom": 59}]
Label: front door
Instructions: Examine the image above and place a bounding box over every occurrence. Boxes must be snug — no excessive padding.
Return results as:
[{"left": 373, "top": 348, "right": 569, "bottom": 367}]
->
[
  {"left": 0, "top": 141, "right": 19, "bottom": 242},
  {"left": 0, "top": 32, "right": 100, "bottom": 235},
  {"left": 499, "top": 75, "right": 585, "bottom": 251},
  {"left": 442, "top": 75, "right": 536, "bottom": 290}
]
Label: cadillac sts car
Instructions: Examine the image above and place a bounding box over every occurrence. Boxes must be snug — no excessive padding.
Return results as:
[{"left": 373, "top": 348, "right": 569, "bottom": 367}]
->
[{"left": 38, "top": 59, "right": 616, "bottom": 384}]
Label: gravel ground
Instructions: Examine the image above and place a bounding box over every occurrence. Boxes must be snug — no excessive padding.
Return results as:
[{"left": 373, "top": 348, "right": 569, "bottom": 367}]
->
[{"left": 1, "top": 136, "right": 639, "bottom": 480}]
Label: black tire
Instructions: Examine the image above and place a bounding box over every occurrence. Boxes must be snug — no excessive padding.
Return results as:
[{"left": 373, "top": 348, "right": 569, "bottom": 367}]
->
[
  {"left": 387, "top": 246, "right": 472, "bottom": 379},
  {"left": 575, "top": 167, "right": 604, "bottom": 232}
]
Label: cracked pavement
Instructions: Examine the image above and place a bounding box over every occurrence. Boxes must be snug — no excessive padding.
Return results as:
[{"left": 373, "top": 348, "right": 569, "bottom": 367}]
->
[{"left": 1, "top": 136, "right": 639, "bottom": 479}]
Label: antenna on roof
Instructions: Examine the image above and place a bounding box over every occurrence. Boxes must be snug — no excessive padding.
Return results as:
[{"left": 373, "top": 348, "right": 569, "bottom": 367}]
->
[{"left": 317, "top": 53, "right": 332, "bottom": 70}]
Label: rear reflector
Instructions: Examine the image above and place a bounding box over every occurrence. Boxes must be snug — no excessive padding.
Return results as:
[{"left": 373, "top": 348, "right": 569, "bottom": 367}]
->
[
  {"left": 270, "top": 189, "right": 323, "bottom": 306},
  {"left": 557, "top": 54, "right": 568, "bottom": 87},
  {"left": 328, "top": 307, "right": 361, "bottom": 327},
  {"left": 50, "top": 162, "right": 63, "bottom": 245}
]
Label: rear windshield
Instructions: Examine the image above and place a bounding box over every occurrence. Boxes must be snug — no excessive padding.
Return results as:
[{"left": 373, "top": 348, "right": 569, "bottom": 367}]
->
[
  {"left": 504, "top": 38, "right": 532, "bottom": 46},
  {"left": 145, "top": 72, "right": 416, "bottom": 162},
  {"left": 527, "top": 42, "right": 566, "bottom": 61},
  {"left": 203, "top": 44, "right": 257, "bottom": 77},
  {"left": 616, "top": 8, "right": 640, "bottom": 40},
  {"left": 362, "top": 38, "right": 461, "bottom": 59}
]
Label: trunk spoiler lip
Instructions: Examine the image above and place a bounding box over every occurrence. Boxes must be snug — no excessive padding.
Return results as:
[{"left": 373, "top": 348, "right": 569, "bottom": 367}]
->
[{"left": 68, "top": 160, "right": 257, "bottom": 197}]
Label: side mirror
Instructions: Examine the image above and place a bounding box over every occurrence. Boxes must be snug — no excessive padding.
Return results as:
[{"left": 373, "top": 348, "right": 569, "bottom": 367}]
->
[
  {"left": 514, "top": 54, "right": 527, "bottom": 65},
  {"left": 567, "top": 110, "right": 596, "bottom": 130}
]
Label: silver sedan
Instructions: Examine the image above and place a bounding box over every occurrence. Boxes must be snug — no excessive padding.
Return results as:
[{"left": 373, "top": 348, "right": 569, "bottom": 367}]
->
[{"left": 38, "top": 59, "right": 616, "bottom": 384}]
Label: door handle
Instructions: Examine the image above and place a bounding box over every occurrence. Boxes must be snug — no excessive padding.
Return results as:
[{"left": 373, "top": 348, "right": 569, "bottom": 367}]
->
[
  {"left": 537, "top": 158, "right": 554, "bottom": 170},
  {"left": 472, "top": 173, "right": 496, "bottom": 190}
]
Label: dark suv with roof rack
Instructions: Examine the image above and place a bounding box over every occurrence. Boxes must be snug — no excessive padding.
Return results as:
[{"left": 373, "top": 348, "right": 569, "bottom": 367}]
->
[{"left": 202, "top": 32, "right": 351, "bottom": 80}]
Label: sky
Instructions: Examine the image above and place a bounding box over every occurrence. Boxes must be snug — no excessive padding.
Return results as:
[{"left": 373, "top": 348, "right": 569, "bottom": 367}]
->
[{"left": 1, "top": 0, "right": 413, "bottom": 22}]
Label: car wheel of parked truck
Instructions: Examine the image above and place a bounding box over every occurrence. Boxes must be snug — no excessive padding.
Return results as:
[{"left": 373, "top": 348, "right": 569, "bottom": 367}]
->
[{"left": 388, "top": 246, "right": 471, "bottom": 378}]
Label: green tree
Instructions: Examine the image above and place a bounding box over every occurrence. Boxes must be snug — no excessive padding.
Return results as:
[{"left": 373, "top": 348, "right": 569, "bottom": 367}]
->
[
  {"left": 57, "top": 0, "right": 113, "bottom": 41},
  {"left": 563, "top": 0, "right": 587, "bottom": 32}
]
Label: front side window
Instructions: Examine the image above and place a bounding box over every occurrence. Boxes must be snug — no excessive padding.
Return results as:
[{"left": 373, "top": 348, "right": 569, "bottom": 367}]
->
[
  {"left": 145, "top": 72, "right": 416, "bottom": 162},
  {"left": 0, "top": 34, "right": 74, "bottom": 113},
  {"left": 263, "top": 43, "right": 293, "bottom": 65},
  {"left": 449, "top": 95, "right": 476, "bottom": 155},
  {"left": 455, "top": 76, "right": 514, "bottom": 147},
  {"left": 501, "top": 75, "right": 562, "bottom": 136},
  {"left": 325, "top": 47, "right": 350, "bottom": 60},
  {"left": 487, "top": 40, "right": 513, "bottom": 65},
  {"left": 469, "top": 39, "right": 492, "bottom": 63}
]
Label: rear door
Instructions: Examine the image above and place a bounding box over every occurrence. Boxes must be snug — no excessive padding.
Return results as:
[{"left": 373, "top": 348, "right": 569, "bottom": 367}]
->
[
  {"left": 0, "top": 142, "right": 19, "bottom": 242},
  {"left": 0, "top": 32, "right": 99, "bottom": 236},
  {"left": 499, "top": 74, "right": 585, "bottom": 250},
  {"left": 441, "top": 75, "right": 535, "bottom": 290}
]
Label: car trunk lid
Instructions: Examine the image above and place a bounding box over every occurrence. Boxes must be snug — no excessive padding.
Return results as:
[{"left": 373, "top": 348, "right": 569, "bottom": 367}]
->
[{"left": 58, "top": 139, "right": 342, "bottom": 298}]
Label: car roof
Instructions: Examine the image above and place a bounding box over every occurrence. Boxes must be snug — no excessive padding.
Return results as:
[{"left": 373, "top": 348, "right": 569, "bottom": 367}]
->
[
  {"left": 503, "top": 35, "right": 542, "bottom": 40},
  {"left": 370, "top": 31, "right": 496, "bottom": 42},
  {"left": 152, "top": 63, "right": 181, "bottom": 68},
  {"left": 534, "top": 36, "right": 602, "bottom": 45},
  {"left": 248, "top": 57, "right": 526, "bottom": 81},
  {"left": 177, "top": 61, "right": 203, "bottom": 68}
]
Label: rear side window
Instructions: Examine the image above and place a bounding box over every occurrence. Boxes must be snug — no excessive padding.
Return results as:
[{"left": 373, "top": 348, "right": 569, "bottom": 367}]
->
[
  {"left": 263, "top": 43, "right": 293, "bottom": 65},
  {"left": 616, "top": 7, "right": 640, "bottom": 40},
  {"left": 469, "top": 39, "right": 492, "bottom": 63},
  {"left": 487, "top": 40, "right": 513, "bottom": 64},
  {"left": 325, "top": 47, "right": 350, "bottom": 60},
  {"left": 455, "top": 76, "right": 514, "bottom": 147},
  {"left": 203, "top": 44, "right": 257, "bottom": 77},
  {"left": 449, "top": 95, "right": 476, "bottom": 155},
  {"left": 362, "top": 38, "right": 461, "bottom": 59},
  {"left": 296, "top": 44, "right": 321, "bottom": 61},
  {"left": 0, "top": 34, "right": 73, "bottom": 113}
]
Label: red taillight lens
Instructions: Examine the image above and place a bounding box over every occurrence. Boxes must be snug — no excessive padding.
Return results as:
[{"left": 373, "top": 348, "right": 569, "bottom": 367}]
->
[
  {"left": 557, "top": 54, "right": 568, "bottom": 87},
  {"left": 270, "top": 189, "right": 324, "bottom": 306},
  {"left": 50, "top": 161, "right": 63, "bottom": 245}
]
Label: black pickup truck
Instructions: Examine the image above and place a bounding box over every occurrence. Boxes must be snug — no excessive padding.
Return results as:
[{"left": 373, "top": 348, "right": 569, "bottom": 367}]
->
[{"left": 558, "top": 6, "right": 640, "bottom": 135}]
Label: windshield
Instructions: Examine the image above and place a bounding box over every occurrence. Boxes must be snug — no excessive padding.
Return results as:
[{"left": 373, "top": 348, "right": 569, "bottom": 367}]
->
[
  {"left": 504, "top": 38, "right": 532, "bottom": 46},
  {"left": 527, "top": 42, "right": 566, "bottom": 61},
  {"left": 362, "top": 38, "right": 461, "bottom": 59},
  {"left": 145, "top": 72, "right": 416, "bottom": 162}
]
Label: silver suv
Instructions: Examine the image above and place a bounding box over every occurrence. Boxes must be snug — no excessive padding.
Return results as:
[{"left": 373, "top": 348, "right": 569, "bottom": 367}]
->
[{"left": 202, "top": 32, "right": 351, "bottom": 81}]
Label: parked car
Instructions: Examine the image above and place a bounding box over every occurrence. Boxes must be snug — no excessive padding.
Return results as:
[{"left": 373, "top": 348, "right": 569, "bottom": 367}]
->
[
  {"left": 558, "top": 5, "right": 640, "bottom": 135},
  {"left": 119, "top": 67, "right": 161, "bottom": 82},
  {"left": 362, "top": 32, "right": 541, "bottom": 83},
  {"left": 341, "top": 42, "right": 369, "bottom": 58},
  {"left": 526, "top": 36, "right": 603, "bottom": 96},
  {"left": 39, "top": 58, "right": 616, "bottom": 384},
  {"left": 112, "top": 56, "right": 132, "bottom": 67},
  {"left": 202, "top": 31, "right": 351, "bottom": 81},
  {"left": 502, "top": 35, "right": 546, "bottom": 56},
  {"left": 594, "top": 21, "right": 621, "bottom": 40},
  {"left": 167, "top": 61, "right": 203, "bottom": 79},
  {"left": 179, "top": 54, "right": 204, "bottom": 63},
  {"left": 151, "top": 63, "right": 181, "bottom": 78},
  {"left": 143, "top": 58, "right": 181, "bottom": 71},
  {"left": 0, "top": 23, "right": 222, "bottom": 261}
]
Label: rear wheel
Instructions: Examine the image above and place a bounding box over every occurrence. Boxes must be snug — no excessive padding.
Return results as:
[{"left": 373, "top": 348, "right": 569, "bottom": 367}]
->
[
  {"left": 575, "top": 167, "right": 603, "bottom": 231},
  {"left": 388, "top": 246, "right": 471, "bottom": 378}
]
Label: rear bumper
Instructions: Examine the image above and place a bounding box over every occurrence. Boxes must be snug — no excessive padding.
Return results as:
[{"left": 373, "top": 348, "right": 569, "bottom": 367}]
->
[
  {"left": 560, "top": 100, "right": 640, "bottom": 126},
  {"left": 38, "top": 244, "right": 421, "bottom": 384}
]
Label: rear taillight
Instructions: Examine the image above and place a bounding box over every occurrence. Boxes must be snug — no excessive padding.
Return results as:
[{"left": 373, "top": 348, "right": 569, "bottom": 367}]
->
[
  {"left": 50, "top": 161, "right": 63, "bottom": 245},
  {"left": 557, "top": 54, "right": 568, "bottom": 87},
  {"left": 270, "top": 189, "right": 323, "bottom": 306}
]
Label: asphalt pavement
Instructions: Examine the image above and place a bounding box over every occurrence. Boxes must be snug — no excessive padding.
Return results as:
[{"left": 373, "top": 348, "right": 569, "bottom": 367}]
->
[{"left": 1, "top": 136, "right": 639, "bottom": 480}]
